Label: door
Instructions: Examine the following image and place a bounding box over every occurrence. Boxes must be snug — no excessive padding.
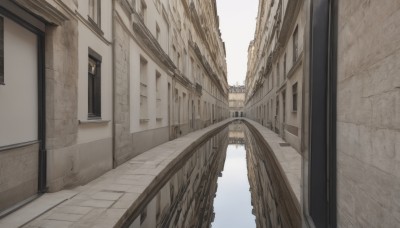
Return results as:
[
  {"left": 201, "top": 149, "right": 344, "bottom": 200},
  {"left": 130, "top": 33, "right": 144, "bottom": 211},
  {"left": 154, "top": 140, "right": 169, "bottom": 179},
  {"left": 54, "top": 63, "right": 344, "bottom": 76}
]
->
[{"left": 0, "top": 7, "right": 45, "bottom": 214}]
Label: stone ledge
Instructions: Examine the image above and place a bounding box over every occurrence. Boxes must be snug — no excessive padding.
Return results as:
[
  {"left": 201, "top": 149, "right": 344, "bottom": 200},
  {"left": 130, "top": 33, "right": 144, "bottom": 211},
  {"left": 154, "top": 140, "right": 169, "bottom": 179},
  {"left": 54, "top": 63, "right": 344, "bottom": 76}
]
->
[
  {"left": 14, "top": 119, "right": 233, "bottom": 228},
  {"left": 79, "top": 119, "right": 110, "bottom": 125}
]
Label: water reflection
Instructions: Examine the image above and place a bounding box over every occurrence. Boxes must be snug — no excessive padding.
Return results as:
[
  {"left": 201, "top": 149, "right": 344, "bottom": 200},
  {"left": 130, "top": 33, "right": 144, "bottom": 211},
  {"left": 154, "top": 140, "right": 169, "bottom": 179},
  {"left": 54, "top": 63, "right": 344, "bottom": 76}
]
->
[
  {"left": 212, "top": 144, "right": 256, "bottom": 228},
  {"left": 129, "top": 127, "right": 229, "bottom": 228},
  {"left": 245, "top": 124, "right": 301, "bottom": 228},
  {"left": 128, "top": 121, "right": 299, "bottom": 228}
]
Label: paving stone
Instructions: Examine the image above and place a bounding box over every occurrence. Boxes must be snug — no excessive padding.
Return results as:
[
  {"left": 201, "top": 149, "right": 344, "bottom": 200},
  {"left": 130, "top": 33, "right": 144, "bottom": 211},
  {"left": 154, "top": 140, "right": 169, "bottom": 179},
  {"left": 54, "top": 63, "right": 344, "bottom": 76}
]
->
[
  {"left": 91, "top": 192, "right": 124, "bottom": 201},
  {"left": 46, "top": 212, "right": 84, "bottom": 222}
]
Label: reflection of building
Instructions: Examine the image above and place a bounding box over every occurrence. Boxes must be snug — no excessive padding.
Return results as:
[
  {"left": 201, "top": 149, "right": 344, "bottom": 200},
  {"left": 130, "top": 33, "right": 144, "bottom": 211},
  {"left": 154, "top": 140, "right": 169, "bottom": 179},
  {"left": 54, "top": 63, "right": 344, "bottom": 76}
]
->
[
  {"left": 0, "top": 0, "right": 228, "bottom": 215},
  {"left": 229, "top": 85, "right": 245, "bottom": 117},
  {"left": 228, "top": 120, "right": 245, "bottom": 144},
  {"left": 129, "top": 128, "right": 229, "bottom": 228},
  {"left": 244, "top": 124, "right": 301, "bottom": 228},
  {"left": 244, "top": 0, "right": 304, "bottom": 152}
]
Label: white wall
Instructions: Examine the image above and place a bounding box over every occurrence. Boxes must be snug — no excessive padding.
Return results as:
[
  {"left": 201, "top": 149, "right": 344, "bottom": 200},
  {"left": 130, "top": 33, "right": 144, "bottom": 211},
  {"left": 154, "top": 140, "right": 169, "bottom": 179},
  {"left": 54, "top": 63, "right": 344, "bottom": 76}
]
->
[
  {"left": 76, "top": 16, "right": 113, "bottom": 144},
  {"left": 130, "top": 39, "right": 169, "bottom": 133},
  {"left": 0, "top": 16, "right": 38, "bottom": 147}
]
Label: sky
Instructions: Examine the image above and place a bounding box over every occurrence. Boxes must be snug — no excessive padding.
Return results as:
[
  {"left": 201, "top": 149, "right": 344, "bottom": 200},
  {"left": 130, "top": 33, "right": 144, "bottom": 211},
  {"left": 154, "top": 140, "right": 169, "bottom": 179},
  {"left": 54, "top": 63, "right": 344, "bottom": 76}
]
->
[
  {"left": 216, "top": 0, "right": 259, "bottom": 86},
  {"left": 212, "top": 145, "right": 256, "bottom": 228}
]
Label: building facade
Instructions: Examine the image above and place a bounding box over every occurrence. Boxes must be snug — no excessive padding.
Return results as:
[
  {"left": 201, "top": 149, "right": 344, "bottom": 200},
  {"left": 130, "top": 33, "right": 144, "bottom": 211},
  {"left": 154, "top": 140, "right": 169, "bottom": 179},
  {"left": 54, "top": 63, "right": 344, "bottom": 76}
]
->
[
  {"left": 228, "top": 85, "right": 245, "bottom": 118},
  {"left": 113, "top": 0, "right": 229, "bottom": 166},
  {"left": 246, "top": 0, "right": 400, "bottom": 227},
  {"left": 0, "top": 0, "right": 228, "bottom": 215},
  {"left": 244, "top": 0, "right": 304, "bottom": 152}
]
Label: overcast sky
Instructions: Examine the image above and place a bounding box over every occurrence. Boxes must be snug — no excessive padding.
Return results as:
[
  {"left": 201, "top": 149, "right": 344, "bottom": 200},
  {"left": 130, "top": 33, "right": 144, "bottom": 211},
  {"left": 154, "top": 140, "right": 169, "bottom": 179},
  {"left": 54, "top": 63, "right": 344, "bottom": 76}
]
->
[{"left": 216, "top": 0, "right": 259, "bottom": 86}]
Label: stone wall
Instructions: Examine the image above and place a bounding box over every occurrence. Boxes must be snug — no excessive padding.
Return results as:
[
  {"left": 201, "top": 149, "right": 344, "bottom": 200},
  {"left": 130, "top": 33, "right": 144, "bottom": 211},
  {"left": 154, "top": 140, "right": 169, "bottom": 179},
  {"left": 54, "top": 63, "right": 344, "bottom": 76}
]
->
[
  {"left": 45, "top": 20, "right": 80, "bottom": 192},
  {"left": 113, "top": 18, "right": 133, "bottom": 166},
  {"left": 336, "top": 1, "right": 400, "bottom": 227},
  {"left": 0, "top": 143, "right": 39, "bottom": 212}
]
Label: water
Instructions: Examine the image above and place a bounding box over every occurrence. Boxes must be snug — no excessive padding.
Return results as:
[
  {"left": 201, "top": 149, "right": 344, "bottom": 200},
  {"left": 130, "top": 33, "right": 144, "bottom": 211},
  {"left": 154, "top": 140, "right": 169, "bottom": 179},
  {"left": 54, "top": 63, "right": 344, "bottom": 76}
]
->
[
  {"left": 212, "top": 144, "right": 256, "bottom": 228},
  {"left": 128, "top": 122, "right": 299, "bottom": 228}
]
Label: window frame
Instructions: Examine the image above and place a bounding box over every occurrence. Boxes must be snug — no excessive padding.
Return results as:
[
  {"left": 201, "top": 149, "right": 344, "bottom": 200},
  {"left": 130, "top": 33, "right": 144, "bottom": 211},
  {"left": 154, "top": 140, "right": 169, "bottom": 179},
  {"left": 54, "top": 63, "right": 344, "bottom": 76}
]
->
[
  {"left": 88, "top": 48, "right": 102, "bottom": 119},
  {"left": 292, "top": 82, "right": 298, "bottom": 112},
  {"left": 293, "top": 25, "right": 299, "bottom": 64},
  {"left": 156, "top": 23, "right": 160, "bottom": 41},
  {"left": 88, "top": 0, "right": 101, "bottom": 28},
  {"left": 139, "top": 56, "right": 149, "bottom": 122}
]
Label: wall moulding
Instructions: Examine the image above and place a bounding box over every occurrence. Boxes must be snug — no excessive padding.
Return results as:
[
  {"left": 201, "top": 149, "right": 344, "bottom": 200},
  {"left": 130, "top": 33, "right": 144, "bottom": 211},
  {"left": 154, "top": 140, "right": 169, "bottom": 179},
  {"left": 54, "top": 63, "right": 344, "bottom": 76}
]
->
[{"left": 13, "top": 0, "right": 69, "bottom": 25}]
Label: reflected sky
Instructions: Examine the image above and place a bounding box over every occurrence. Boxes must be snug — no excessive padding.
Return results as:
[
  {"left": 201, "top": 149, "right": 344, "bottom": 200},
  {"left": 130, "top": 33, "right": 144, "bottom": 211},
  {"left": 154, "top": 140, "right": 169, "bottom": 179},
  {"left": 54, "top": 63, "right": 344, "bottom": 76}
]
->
[{"left": 212, "top": 145, "right": 256, "bottom": 228}]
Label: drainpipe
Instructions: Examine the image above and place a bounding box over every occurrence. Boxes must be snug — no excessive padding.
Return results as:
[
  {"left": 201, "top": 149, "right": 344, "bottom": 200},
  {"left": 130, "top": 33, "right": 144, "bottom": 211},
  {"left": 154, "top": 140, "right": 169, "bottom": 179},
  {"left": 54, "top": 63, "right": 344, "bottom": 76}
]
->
[
  {"left": 111, "top": 0, "right": 116, "bottom": 168},
  {"left": 38, "top": 33, "right": 47, "bottom": 193}
]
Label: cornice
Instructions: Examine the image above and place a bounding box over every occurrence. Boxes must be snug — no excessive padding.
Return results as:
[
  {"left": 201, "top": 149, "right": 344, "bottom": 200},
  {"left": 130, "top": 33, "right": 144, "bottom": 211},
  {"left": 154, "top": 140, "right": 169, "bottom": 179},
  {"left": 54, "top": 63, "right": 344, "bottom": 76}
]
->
[
  {"left": 14, "top": 0, "right": 69, "bottom": 25},
  {"left": 131, "top": 11, "right": 176, "bottom": 72},
  {"left": 189, "top": 40, "right": 226, "bottom": 96}
]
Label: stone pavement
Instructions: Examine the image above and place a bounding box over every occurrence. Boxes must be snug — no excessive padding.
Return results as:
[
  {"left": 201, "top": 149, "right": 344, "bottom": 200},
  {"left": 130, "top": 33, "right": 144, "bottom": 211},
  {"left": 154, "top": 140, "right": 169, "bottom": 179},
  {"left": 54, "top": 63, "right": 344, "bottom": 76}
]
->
[{"left": 0, "top": 119, "right": 233, "bottom": 228}]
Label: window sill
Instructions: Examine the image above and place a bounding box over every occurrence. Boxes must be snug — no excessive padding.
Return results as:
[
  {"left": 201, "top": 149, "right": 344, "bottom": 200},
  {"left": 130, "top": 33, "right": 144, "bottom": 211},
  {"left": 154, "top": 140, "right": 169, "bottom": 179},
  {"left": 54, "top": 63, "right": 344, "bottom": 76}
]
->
[
  {"left": 156, "top": 118, "right": 162, "bottom": 122},
  {"left": 79, "top": 119, "right": 110, "bottom": 125}
]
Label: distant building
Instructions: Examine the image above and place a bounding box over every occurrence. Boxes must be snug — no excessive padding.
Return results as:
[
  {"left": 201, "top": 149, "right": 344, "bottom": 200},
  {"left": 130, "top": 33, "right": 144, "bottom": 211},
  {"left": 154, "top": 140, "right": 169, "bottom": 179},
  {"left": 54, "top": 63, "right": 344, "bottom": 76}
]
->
[{"left": 229, "top": 85, "right": 245, "bottom": 117}]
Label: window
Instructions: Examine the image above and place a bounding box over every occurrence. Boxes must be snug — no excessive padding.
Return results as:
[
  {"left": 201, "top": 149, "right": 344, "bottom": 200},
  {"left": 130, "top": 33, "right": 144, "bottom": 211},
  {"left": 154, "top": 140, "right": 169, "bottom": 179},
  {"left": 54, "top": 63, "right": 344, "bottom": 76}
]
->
[
  {"left": 292, "top": 82, "right": 298, "bottom": 112},
  {"left": 177, "top": 53, "right": 181, "bottom": 71},
  {"left": 190, "top": 57, "right": 194, "bottom": 78},
  {"left": 198, "top": 100, "right": 201, "bottom": 117},
  {"left": 293, "top": 26, "right": 298, "bottom": 63},
  {"left": 88, "top": 49, "right": 102, "bottom": 119},
  {"left": 88, "top": 0, "right": 101, "bottom": 27},
  {"left": 140, "top": 57, "right": 148, "bottom": 122},
  {"left": 183, "top": 93, "right": 187, "bottom": 123},
  {"left": 0, "top": 16, "right": 3, "bottom": 85},
  {"left": 140, "top": 0, "right": 147, "bottom": 23},
  {"left": 276, "top": 96, "right": 279, "bottom": 117},
  {"left": 276, "top": 62, "right": 280, "bottom": 86},
  {"left": 172, "top": 45, "right": 177, "bottom": 65},
  {"left": 283, "top": 53, "right": 287, "bottom": 78},
  {"left": 156, "top": 23, "right": 160, "bottom": 41},
  {"left": 156, "top": 71, "right": 162, "bottom": 120}
]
